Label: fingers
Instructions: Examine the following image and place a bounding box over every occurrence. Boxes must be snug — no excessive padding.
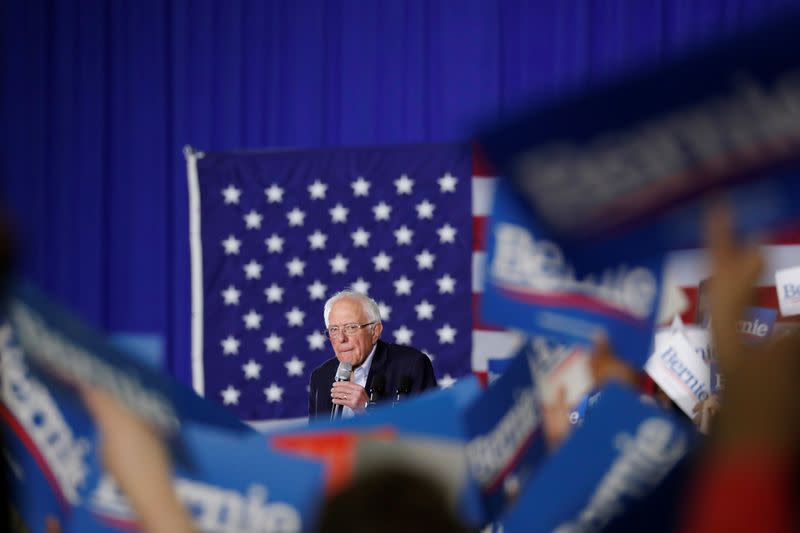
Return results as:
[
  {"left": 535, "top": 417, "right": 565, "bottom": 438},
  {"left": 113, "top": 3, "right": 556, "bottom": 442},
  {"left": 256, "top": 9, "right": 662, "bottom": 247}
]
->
[
  {"left": 704, "top": 205, "right": 764, "bottom": 376},
  {"left": 331, "top": 383, "right": 368, "bottom": 410}
]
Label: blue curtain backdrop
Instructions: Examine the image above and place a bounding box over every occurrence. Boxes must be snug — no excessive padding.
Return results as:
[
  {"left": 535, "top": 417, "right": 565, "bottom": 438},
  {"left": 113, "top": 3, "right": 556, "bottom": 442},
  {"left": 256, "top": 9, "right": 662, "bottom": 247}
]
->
[{"left": 1, "top": 0, "right": 797, "bottom": 387}]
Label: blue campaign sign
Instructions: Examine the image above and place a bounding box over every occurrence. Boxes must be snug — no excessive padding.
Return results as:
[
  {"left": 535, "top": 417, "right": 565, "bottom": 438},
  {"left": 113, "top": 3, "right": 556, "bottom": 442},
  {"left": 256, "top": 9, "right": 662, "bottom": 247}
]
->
[
  {"left": 462, "top": 346, "right": 548, "bottom": 522},
  {"left": 0, "top": 322, "right": 96, "bottom": 532},
  {"left": 74, "top": 425, "right": 325, "bottom": 533},
  {"left": 487, "top": 356, "right": 515, "bottom": 384},
  {"left": 481, "top": 179, "right": 664, "bottom": 368},
  {"left": 265, "top": 378, "right": 486, "bottom": 527},
  {"left": 479, "top": 13, "right": 800, "bottom": 272},
  {"left": 499, "top": 383, "right": 694, "bottom": 533},
  {"left": 4, "top": 282, "right": 247, "bottom": 436},
  {"left": 737, "top": 306, "right": 777, "bottom": 343}
]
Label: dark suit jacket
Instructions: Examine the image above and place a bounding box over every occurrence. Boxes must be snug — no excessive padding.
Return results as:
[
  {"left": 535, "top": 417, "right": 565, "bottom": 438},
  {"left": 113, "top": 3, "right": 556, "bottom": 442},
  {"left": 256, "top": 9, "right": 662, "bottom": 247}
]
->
[{"left": 308, "top": 339, "right": 437, "bottom": 418}]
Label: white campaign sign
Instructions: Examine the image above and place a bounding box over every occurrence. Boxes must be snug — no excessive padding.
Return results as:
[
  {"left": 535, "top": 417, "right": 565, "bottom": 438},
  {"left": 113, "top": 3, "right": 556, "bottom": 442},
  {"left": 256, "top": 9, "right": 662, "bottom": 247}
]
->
[
  {"left": 645, "top": 326, "right": 711, "bottom": 417},
  {"left": 776, "top": 266, "right": 800, "bottom": 317}
]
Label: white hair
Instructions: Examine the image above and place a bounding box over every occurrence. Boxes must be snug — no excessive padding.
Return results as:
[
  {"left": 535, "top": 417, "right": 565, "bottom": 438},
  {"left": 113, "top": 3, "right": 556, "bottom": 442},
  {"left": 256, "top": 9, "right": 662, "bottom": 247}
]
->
[{"left": 323, "top": 289, "right": 382, "bottom": 327}]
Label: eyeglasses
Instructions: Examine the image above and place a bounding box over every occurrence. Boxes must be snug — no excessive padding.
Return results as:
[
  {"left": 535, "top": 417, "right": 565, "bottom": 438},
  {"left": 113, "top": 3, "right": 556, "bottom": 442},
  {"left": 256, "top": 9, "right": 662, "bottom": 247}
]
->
[{"left": 324, "top": 322, "right": 377, "bottom": 339}]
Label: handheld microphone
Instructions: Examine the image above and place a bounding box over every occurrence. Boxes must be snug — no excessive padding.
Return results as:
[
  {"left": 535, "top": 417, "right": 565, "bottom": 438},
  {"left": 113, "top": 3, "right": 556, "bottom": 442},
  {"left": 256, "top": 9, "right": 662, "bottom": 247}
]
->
[
  {"left": 367, "top": 374, "right": 386, "bottom": 408},
  {"left": 392, "top": 376, "right": 413, "bottom": 407},
  {"left": 330, "top": 361, "right": 353, "bottom": 421}
]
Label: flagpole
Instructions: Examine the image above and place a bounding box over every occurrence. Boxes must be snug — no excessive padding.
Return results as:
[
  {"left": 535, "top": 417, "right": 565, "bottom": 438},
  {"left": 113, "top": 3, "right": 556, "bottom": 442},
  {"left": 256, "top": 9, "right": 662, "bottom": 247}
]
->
[{"left": 185, "top": 145, "right": 206, "bottom": 396}]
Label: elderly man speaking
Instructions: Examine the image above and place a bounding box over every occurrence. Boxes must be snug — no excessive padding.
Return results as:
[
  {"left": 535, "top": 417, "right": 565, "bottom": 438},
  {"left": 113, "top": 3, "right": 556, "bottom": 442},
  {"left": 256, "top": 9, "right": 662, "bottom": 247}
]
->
[{"left": 308, "top": 289, "right": 437, "bottom": 419}]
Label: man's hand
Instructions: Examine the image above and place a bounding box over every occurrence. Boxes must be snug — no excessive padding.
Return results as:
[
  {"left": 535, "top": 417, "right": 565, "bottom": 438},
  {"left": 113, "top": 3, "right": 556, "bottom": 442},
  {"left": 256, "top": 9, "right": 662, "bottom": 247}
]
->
[
  {"left": 331, "top": 381, "right": 370, "bottom": 413},
  {"left": 542, "top": 386, "right": 572, "bottom": 452}
]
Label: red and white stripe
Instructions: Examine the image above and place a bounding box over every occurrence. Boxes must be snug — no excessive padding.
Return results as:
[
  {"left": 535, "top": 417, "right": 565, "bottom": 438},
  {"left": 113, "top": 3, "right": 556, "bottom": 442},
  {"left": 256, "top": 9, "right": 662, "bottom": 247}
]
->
[
  {"left": 470, "top": 147, "right": 800, "bottom": 383},
  {"left": 471, "top": 149, "right": 524, "bottom": 384}
]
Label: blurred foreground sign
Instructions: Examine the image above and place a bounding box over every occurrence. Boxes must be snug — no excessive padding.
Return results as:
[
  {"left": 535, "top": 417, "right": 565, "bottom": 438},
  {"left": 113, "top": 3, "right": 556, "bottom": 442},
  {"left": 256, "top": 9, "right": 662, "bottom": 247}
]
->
[{"left": 480, "top": 13, "right": 800, "bottom": 271}]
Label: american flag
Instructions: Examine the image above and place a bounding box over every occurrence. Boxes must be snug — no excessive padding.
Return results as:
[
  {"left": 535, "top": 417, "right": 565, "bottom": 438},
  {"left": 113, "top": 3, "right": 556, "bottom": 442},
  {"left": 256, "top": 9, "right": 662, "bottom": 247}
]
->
[
  {"left": 187, "top": 144, "right": 800, "bottom": 424},
  {"left": 187, "top": 144, "right": 476, "bottom": 423}
]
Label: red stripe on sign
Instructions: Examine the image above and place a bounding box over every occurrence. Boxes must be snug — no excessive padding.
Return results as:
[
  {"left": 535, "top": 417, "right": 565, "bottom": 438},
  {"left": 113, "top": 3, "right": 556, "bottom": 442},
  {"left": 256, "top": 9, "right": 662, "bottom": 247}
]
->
[
  {"left": 472, "top": 293, "right": 508, "bottom": 331},
  {"left": 473, "top": 216, "right": 488, "bottom": 252},
  {"left": 472, "top": 143, "right": 498, "bottom": 178},
  {"left": 765, "top": 223, "right": 800, "bottom": 245},
  {"left": 680, "top": 286, "right": 799, "bottom": 324},
  {"left": 497, "top": 286, "right": 649, "bottom": 326},
  {"left": 0, "top": 404, "right": 69, "bottom": 511},
  {"left": 473, "top": 370, "right": 489, "bottom": 388}
]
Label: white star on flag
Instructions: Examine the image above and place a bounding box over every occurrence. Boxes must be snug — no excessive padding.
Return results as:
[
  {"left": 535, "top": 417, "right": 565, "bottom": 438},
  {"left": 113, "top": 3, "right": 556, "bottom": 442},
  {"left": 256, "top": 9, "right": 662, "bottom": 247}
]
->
[
  {"left": 243, "top": 260, "right": 263, "bottom": 280},
  {"left": 222, "top": 235, "right": 242, "bottom": 255},
  {"left": 393, "top": 276, "right": 413, "bottom": 296},
  {"left": 264, "top": 383, "right": 284, "bottom": 403},
  {"left": 308, "top": 280, "right": 328, "bottom": 300},
  {"left": 378, "top": 301, "right": 392, "bottom": 321},
  {"left": 221, "top": 385, "right": 241, "bottom": 405},
  {"left": 436, "top": 273, "right": 456, "bottom": 294},
  {"left": 264, "top": 283, "right": 284, "bottom": 303},
  {"left": 415, "top": 300, "right": 435, "bottom": 320},
  {"left": 351, "top": 177, "right": 371, "bottom": 197},
  {"left": 394, "top": 174, "right": 414, "bottom": 195},
  {"left": 308, "top": 230, "right": 328, "bottom": 250},
  {"left": 287, "top": 207, "right": 306, "bottom": 227},
  {"left": 372, "top": 251, "right": 392, "bottom": 272},
  {"left": 221, "top": 335, "right": 240, "bottom": 355},
  {"left": 415, "top": 249, "right": 436, "bottom": 270},
  {"left": 394, "top": 225, "right": 413, "bottom": 245},
  {"left": 415, "top": 199, "right": 435, "bottom": 219},
  {"left": 284, "top": 356, "right": 305, "bottom": 377},
  {"left": 265, "top": 233, "right": 284, "bottom": 253},
  {"left": 222, "top": 184, "right": 242, "bottom": 204},
  {"left": 437, "top": 172, "right": 458, "bottom": 193},
  {"left": 263, "top": 333, "right": 284, "bottom": 352},
  {"left": 351, "top": 277, "right": 371, "bottom": 294},
  {"left": 372, "top": 202, "right": 392, "bottom": 221},
  {"left": 243, "top": 310, "right": 263, "bottom": 330},
  {"left": 437, "top": 223, "right": 457, "bottom": 244},
  {"left": 243, "top": 210, "right": 263, "bottom": 229},
  {"left": 308, "top": 279, "right": 328, "bottom": 300},
  {"left": 221, "top": 285, "right": 241, "bottom": 305},
  {"left": 285, "top": 307, "right": 306, "bottom": 327},
  {"left": 393, "top": 325, "right": 414, "bottom": 345},
  {"left": 286, "top": 257, "right": 306, "bottom": 277},
  {"left": 265, "top": 184, "right": 284, "bottom": 203},
  {"left": 436, "top": 323, "right": 457, "bottom": 344},
  {"left": 242, "top": 359, "right": 262, "bottom": 380},
  {"left": 308, "top": 180, "right": 328, "bottom": 200},
  {"left": 438, "top": 374, "right": 457, "bottom": 389},
  {"left": 329, "top": 203, "right": 349, "bottom": 223},
  {"left": 351, "top": 227, "right": 371, "bottom": 247},
  {"left": 307, "top": 330, "right": 326, "bottom": 350},
  {"left": 329, "top": 253, "right": 349, "bottom": 274}
]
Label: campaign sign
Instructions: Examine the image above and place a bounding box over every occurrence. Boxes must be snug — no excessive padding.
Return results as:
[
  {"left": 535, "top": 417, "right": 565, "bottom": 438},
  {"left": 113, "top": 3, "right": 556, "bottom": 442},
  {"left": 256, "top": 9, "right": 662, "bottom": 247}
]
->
[
  {"left": 645, "top": 328, "right": 710, "bottom": 417},
  {"left": 481, "top": 178, "right": 664, "bottom": 368},
  {"left": 266, "top": 378, "right": 486, "bottom": 527},
  {"left": 737, "top": 306, "right": 777, "bottom": 343},
  {"left": 3, "top": 282, "right": 246, "bottom": 436},
  {"left": 776, "top": 266, "right": 800, "bottom": 317},
  {"left": 528, "top": 336, "right": 593, "bottom": 408},
  {"left": 570, "top": 390, "right": 603, "bottom": 428},
  {"left": 1, "top": 323, "right": 95, "bottom": 532},
  {"left": 462, "top": 346, "right": 548, "bottom": 521},
  {"left": 487, "top": 356, "right": 515, "bottom": 385},
  {"left": 479, "top": 13, "right": 800, "bottom": 272},
  {"left": 499, "top": 384, "right": 693, "bottom": 533},
  {"left": 74, "top": 425, "right": 324, "bottom": 533}
]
